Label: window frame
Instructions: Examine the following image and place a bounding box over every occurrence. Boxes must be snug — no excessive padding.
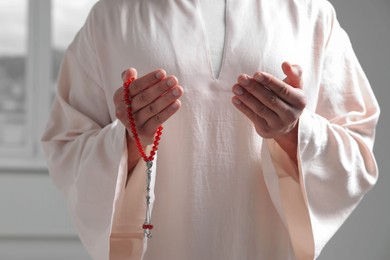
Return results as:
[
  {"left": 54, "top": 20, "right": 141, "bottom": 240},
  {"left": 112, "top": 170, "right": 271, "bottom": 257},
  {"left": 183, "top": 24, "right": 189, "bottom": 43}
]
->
[{"left": 0, "top": 0, "right": 51, "bottom": 170}]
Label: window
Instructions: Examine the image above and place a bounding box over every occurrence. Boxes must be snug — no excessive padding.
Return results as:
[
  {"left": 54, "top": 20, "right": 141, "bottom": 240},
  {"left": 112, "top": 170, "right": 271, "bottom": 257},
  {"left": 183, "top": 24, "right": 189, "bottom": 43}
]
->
[
  {"left": 0, "top": 0, "right": 98, "bottom": 169},
  {"left": 0, "top": 0, "right": 28, "bottom": 155},
  {"left": 52, "top": 0, "right": 99, "bottom": 90}
]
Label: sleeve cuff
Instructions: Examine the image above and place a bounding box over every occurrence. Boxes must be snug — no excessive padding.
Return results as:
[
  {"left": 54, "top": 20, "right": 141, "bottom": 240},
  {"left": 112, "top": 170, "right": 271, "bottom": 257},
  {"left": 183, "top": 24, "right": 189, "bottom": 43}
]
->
[{"left": 266, "top": 139, "right": 299, "bottom": 182}]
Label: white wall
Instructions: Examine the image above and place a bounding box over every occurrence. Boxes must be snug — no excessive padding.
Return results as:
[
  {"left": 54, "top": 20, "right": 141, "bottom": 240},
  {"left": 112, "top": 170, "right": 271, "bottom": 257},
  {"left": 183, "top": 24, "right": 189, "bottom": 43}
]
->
[{"left": 0, "top": 0, "right": 389, "bottom": 259}]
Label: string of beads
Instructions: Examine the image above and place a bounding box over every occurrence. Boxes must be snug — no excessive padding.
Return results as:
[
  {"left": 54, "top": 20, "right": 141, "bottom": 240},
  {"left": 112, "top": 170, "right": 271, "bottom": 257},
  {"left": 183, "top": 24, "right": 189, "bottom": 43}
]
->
[
  {"left": 123, "top": 78, "right": 163, "bottom": 162},
  {"left": 123, "top": 78, "right": 163, "bottom": 236}
]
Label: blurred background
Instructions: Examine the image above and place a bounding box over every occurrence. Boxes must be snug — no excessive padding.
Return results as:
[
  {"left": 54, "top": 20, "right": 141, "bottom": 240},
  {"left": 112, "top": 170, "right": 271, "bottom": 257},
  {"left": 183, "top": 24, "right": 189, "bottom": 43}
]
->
[{"left": 0, "top": 0, "right": 388, "bottom": 259}]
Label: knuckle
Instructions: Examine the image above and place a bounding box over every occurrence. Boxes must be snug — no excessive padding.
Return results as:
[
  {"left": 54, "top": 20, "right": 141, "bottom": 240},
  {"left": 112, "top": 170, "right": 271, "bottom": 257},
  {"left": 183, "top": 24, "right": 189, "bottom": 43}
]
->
[
  {"left": 267, "top": 93, "right": 277, "bottom": 105},
  {"left": 137, "top": 92, "right": 149, "bottom": 104},
  {"left": 296, "top": 96, "right": 307, "bottom": 110},
  {"left": 155, "top": 113, "right": 163, "bottom": 125},
  {"left": 277, "top": 84, "right": 288, "bottom": 95},
  {"left": 148, "top": 103, "right": 158, "bottom": 114},
  {"left": 255, "top": 104, "right": 268, "bottom": 115}
]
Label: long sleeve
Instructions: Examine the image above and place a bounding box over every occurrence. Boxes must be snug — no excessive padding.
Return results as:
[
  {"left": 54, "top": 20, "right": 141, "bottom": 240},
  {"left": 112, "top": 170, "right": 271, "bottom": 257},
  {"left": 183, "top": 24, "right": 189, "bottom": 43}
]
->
[
  {"left": 41, "top": 8, "right": 148, "bottom": 259},
  {"left": 262, "top": 3, "right": 380, "bottom": 259},
  {"left": 41, "top": 47, "right": 123, "bottom": 259},
  {"left": 41, "top": 0, "right": 381, "bottom": 259}
]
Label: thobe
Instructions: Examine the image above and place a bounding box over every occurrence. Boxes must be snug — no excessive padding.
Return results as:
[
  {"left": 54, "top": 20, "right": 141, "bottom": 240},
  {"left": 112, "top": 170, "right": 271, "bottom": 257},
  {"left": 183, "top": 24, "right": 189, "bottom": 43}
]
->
[{"left": 41, "top": 0, "right": 380, "bottom": 259}]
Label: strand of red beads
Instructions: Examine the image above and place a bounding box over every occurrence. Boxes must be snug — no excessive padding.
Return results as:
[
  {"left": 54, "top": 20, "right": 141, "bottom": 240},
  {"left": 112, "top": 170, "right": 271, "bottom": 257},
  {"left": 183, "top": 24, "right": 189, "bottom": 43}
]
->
[{"left": 123, "top": 77, "right": 163, "bottom": 238}]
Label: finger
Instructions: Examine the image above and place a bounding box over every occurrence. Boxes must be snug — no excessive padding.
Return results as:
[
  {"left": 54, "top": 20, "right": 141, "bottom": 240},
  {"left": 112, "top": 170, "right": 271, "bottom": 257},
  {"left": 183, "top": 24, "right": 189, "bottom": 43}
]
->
[
  {"left": 232, "top": 83, "right": 278, "bottom": 126},
  {"left": 113, "top": 87, "right": 123, "bottom": 107},
  {"left": 281, "top": 61, "right": 303, "bottom": 89},
  {"left": 134, "top": 85, "right": 183, "bottom": 123},
  {"left": 114, "top": 88, "right": 126, "bottom": 121},
  {"left": 231, "top": 96, "right": 271, "bottom": 138},
  {"left": 131, "top": 76, "right": 179, "bottom": 112},
  {"left": 237, "top": 75, "right": 292, "bottom": 118},
  {"left": 252, "top": 71, "right": 305, "bottom": 109},
  {"left": 121, "top": 68, "right": 138, "bottom": 82},
  {"left": 141, "top": 100, "right": 182, "bottom": 136},
  {"left": 130, "top": 69, "right": 166, "bottom": 96}
]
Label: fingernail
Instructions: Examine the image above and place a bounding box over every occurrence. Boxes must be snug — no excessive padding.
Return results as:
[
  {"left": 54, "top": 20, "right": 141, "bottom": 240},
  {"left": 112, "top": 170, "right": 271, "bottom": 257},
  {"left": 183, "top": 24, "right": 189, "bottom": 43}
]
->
[
  {"left": 254, "top": 72, "right": 264, "bottom": 82},
  {"left": 233, "top": 86, "right": 244, "bottom": 96},
  {"left": 232, "top": 97, "right": 242, "bottom": 105},
  {"left": 167, "top": 77, "right": 176, "bottom": 87},
  {"left": 171, "top": 100, "right": 180, "bottom": 110},
  {"left": 172, "top": 88, "right": 181, "bottom": 97},
  {"left": 155, "top": 71, "right": 164, "bottom": 79},
  {"left": 239, "top": 75, "right": 250, "bottom": 86}
]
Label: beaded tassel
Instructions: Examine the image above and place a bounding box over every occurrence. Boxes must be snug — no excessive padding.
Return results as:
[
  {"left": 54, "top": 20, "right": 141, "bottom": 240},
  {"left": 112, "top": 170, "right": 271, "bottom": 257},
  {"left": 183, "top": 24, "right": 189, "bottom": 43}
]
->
[{"left": 123, "top": 78, "right": 163, "bottom": 238}]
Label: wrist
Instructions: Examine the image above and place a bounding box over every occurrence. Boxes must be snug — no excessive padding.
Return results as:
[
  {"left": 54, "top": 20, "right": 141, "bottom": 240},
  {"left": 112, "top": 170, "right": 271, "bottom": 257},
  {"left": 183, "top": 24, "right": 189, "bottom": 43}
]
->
[{"left": 273, "top": 123, "right": 299, "bottom": 164}]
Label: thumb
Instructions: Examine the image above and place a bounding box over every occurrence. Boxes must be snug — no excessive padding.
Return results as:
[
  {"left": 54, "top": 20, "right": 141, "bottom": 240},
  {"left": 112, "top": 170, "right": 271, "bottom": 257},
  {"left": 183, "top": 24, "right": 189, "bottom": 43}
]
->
[
  {"left": 282, "top": 61, "right": 303, "bottom": 89},
  {"left": 121, "top": 67, "right": 138, "bottom": 83}
]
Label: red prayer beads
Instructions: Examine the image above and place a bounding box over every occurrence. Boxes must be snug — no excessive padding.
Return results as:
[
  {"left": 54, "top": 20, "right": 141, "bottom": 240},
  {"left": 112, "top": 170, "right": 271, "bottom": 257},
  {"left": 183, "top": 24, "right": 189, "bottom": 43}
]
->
[
  {"left": 123, "top": 77, "right": 163, "bottom": 237},
  {"left": 142, "top": 224, "right": 154, "bottom": 230},
  {"left": 123, "top": 78, "right": 163, "bottom": 162}
]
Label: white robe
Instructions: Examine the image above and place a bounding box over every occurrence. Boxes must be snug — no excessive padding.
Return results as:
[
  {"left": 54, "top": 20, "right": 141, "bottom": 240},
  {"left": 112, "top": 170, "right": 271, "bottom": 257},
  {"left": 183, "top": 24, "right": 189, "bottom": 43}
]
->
[{"left": 41, "top": 0, "right": 380, "bottom": 259}]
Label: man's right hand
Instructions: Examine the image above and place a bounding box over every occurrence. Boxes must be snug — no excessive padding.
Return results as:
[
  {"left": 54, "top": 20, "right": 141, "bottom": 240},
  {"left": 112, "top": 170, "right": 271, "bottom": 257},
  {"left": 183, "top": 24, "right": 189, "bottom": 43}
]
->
[{"left": 114, "top": 68, "right": 184, "bottom": 144}]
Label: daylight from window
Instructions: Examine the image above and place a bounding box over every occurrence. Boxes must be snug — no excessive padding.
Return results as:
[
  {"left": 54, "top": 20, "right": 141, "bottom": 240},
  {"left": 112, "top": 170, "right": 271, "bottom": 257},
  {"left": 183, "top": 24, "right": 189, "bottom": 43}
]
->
[
  {"left": 0, "top": 0, "right": 28, "bottom": 147},
  {"left": 0, "top": 0, "right": 97, "bottom": 153}
]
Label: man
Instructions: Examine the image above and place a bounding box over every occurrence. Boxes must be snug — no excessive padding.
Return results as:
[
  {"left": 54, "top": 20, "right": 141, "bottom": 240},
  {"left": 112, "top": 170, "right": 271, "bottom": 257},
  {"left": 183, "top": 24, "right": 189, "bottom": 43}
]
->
[{"left": 42, "top": 0, "right": 379, "bottom": 259}]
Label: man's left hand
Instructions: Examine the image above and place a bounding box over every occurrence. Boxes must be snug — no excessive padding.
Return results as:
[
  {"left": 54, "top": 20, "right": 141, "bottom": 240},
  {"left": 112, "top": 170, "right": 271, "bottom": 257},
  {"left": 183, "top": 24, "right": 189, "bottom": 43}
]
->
[{"left": 231, "top": 61, "right": 306, "bottom": 160}]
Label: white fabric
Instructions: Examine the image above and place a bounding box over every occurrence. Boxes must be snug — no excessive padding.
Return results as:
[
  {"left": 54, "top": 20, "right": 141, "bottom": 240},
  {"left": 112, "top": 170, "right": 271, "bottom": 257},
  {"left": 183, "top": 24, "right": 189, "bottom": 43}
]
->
[
  {"left": 41, "top": 0, "right": 380, "bottom": 259},
  {"left": 199, "top": 0, "right": 226, "bottom": 78}
]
